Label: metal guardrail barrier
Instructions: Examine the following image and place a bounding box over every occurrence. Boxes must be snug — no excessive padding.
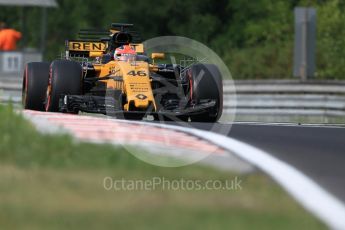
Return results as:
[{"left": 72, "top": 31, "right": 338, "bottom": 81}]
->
[
  {"left": 225, "top": 84, "right": 345, "bottom": 94},
  {"left": 223, "top": 80, "right": 345, "bottom": 122}
]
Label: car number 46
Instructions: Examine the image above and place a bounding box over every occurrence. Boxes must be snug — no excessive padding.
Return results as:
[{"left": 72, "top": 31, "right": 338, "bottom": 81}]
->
[{"left": 127, "top": 70, "right": 147, "bottom": 76}]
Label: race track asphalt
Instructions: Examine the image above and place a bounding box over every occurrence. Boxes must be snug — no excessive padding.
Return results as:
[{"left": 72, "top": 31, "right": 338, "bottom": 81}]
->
[{"left": 168, "top": 121, "right": 345, "bottom": 203}]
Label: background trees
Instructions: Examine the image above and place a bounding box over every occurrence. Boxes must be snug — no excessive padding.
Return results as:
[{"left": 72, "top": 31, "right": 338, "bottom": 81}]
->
[{"left": 1, "top": 0, "right": 345, "bottom": 79}]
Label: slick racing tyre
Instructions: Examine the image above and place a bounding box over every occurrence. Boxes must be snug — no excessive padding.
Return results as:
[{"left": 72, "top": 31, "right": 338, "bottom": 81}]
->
[
  {"left": 22, "top": 62, "right": 50, "bottom": 111},
  {"left": 189, "top": 63, "right": 223, "bottom": 122},
  {"left": 45, "top": 60, "right": 82, "bottom": 113}
]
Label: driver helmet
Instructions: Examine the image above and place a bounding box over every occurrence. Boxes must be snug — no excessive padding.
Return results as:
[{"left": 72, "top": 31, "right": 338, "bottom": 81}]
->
[{"left": 114, "top": 45, "right": 136, "bottom": 62}]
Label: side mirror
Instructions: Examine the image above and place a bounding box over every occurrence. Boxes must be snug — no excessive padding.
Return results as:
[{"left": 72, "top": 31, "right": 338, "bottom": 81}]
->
[{"left": 151, "top": 53, "right": 165, "bottom": 60}]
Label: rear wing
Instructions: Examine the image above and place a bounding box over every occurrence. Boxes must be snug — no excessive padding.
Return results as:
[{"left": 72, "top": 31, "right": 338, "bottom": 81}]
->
[
  {"left": 66, "top": 40, "right": 108, "bottom": 57},
  {"left": 66, "top": 40, "right": 144, "bottom": 58},
  {"left": 65, "top": 23, "right": 144, "bottom": 58}
]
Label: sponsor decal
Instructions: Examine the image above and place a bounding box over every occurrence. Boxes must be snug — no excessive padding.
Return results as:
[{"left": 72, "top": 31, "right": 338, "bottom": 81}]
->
[
  {"left": 136, "top": 94, "right": 147, "bottom": 100},
  {"left": 68, "top": 41, "right": 106, "bottom": 51}
]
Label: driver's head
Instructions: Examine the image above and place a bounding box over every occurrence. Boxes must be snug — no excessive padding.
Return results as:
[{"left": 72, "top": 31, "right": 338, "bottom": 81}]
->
[{"left": 114, "top": 45, "right": 136, "bottom": 61}]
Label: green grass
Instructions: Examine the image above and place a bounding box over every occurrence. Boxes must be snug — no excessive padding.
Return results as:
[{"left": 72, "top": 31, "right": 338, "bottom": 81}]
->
[{"left": 0, "top": 105, "right": 326, "bottom": 230}]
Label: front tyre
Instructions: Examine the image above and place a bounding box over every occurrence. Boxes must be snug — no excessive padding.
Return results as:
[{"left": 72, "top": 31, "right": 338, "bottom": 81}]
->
[
  {"left": 189, "top": 64, "right": 223, "bottom": 122},
  {"left": 22, "top": 62, "right": 50, "bottom": 111},
  {"left": 45, "top": 60, "right": 82, "bottom": 113}
]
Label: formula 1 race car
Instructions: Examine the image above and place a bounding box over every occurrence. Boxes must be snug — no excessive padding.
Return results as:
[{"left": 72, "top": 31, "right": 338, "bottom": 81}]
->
[{"left": 22, "top": 23, "right": 223, "bottom": 122}]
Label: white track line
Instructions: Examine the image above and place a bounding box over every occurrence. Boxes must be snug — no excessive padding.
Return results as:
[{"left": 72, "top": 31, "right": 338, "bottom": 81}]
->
[
  {"left": 231, "top": 121, "right": 345, "bottom": 129},
  {"left": 116, "top": 119, "right": 345, "bottom": 230}
]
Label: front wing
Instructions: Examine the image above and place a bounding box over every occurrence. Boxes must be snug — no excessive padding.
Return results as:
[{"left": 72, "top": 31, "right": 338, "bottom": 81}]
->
[{"left": 59, "top": 95, "right": 216, "bottom": 117}]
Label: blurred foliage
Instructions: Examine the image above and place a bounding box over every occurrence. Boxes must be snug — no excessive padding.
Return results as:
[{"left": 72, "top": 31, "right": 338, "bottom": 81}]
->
[{"left": 1, "top": 0, "right": 345, "bottom": 79}]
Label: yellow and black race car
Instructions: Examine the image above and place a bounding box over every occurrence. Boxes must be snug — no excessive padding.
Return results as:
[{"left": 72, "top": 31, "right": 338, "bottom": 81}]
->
[{"left": 22, "top": 23, "right": 223, "bottom": 122}]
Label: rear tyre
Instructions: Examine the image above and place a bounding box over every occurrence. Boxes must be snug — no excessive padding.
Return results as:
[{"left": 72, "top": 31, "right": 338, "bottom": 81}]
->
[
  {"left": 22, "top": 62, "right": 50, "bottom": 111},
  {"left": 189, "top": 64, "right": 223, "bottom": 122},
  {"left": 45, "top": 60, "right": 82, "bottom": 113}
]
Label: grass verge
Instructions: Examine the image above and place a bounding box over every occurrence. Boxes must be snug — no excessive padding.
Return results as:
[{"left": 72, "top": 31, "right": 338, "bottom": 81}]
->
[{"left": 0, "top": 105, "right": 326, "bottom": 229}]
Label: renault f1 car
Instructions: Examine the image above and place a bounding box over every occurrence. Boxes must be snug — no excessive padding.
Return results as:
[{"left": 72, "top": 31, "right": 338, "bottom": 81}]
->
[{"left": 22, "top": 23, "right": 223, "bottom": 122}]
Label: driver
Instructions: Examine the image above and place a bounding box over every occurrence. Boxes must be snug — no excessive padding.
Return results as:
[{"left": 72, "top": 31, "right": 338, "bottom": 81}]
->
[{"left": 114, "top": 45, "right": 136, "bottom": 62}]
